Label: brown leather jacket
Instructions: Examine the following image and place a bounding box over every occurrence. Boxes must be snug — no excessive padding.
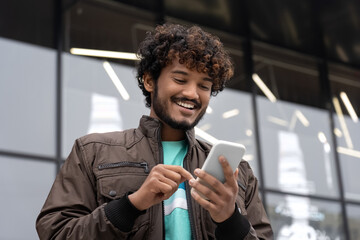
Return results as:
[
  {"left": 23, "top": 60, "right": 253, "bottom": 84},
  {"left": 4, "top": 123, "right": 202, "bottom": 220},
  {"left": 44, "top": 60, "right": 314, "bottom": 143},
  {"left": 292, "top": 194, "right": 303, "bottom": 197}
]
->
[{"left": 36, "top": 116, "right": 273, "bottom": 239}]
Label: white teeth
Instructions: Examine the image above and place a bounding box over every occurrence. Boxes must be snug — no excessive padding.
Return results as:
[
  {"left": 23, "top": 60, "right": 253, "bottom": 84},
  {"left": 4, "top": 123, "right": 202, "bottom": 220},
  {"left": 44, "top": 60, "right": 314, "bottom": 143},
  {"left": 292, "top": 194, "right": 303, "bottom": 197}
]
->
[{"left": 177, "top": 101, "right": 195, "bottom": 109}]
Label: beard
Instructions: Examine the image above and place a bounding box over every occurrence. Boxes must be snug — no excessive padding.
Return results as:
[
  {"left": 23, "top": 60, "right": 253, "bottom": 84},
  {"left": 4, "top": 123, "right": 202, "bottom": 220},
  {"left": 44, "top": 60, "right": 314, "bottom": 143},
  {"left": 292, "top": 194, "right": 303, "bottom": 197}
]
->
[{"left": 152, "top": 85, "right": 207, "bottom": 131}]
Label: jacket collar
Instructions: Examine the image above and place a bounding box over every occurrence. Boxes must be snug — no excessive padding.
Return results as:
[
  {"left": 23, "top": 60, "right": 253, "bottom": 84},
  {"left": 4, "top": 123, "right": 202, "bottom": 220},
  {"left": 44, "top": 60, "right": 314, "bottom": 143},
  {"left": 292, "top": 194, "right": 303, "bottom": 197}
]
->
[{"left": 138, "top": 115, "right": 197, "bottom": 146}]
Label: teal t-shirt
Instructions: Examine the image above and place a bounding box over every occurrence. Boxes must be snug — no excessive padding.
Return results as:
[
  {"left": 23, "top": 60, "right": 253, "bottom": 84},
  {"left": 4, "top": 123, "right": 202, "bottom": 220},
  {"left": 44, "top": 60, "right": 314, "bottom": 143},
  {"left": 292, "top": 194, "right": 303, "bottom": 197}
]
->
[{"left": 162, "top": 140, "right": 192, "bottom": 240}]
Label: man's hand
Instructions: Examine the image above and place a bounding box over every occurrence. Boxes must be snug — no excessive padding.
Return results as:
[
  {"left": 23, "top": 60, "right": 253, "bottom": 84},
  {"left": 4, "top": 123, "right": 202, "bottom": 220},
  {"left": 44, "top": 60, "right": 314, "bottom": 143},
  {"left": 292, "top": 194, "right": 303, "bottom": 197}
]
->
[
  {"left": 129, "top": 164, "right": 194, "bottom": 211},
  {"left": 189, "top": 156, "right": 239, "bottom": 223}
]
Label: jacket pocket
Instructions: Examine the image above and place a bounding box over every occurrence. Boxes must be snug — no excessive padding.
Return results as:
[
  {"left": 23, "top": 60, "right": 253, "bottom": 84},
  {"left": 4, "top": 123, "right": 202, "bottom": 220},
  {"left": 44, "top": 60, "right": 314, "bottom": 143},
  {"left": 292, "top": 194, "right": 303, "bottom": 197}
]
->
[
  {"left": 98, "top": 161, "right": 149, "bottom": 172},
  {"left": 97, "top": 162, "right": 152, "bottom": 238},
  {"left": 96, "top": 161, "right": 149, "bottom": 202}
]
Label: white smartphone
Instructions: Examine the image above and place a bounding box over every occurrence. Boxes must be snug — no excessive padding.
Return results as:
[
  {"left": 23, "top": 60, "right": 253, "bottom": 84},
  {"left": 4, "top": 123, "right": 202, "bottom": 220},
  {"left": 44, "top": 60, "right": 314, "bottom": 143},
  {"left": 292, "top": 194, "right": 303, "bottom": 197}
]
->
[
  {"left": 192, "top": 140, "right": 246, "bottom": 199},
  {"left": 201, "top": 140, "right": 246, "bottom": 182}
]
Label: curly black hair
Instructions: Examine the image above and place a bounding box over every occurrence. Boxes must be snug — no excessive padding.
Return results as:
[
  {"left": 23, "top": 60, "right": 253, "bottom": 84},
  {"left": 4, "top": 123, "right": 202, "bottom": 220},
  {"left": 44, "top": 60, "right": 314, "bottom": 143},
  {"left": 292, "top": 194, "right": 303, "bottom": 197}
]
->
[{"left": 136, "top": 23, "right": 234, "bottom": 107}]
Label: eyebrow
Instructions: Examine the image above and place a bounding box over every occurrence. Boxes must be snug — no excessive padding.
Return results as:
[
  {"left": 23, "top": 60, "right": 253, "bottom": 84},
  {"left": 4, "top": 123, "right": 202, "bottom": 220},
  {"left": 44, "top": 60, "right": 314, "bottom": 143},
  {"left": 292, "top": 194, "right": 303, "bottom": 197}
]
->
[{"left": 171, "top": 70, "right": 213, "bottom": 82}]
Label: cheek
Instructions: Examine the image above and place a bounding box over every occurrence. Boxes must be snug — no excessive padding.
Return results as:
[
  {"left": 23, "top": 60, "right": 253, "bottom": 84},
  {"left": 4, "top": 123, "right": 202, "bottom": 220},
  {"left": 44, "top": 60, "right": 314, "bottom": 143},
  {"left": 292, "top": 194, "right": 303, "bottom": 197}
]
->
[{"left": 201, "top": 93, "right": 211, "bottom": 106}]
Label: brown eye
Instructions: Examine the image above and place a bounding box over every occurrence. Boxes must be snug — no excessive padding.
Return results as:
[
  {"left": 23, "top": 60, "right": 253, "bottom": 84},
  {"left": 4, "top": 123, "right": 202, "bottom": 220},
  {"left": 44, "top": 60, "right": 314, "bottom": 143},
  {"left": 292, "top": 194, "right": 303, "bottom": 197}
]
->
[
  {"left": 174, "top": 78, "right": 185, "bottom": 84},
  {"left": 200, "top": 85, "right": 210, "bottom": 90}
]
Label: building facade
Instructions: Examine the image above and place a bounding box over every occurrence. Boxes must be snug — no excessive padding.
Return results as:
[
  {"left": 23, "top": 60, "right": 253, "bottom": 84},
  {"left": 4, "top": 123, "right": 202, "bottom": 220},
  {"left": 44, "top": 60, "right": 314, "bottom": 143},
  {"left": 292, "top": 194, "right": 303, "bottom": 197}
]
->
[{"left": 1, "top": 0, "right": 360, "bottom": 239}]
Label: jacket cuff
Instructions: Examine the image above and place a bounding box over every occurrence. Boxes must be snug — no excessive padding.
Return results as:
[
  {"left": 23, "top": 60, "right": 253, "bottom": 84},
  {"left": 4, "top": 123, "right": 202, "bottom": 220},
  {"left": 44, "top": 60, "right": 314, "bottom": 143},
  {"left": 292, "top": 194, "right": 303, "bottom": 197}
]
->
[
  {"left": 104, "top": 192, "right": 146, "bottom": 232},
  {"left": 214, "top": 204, "right": 250, "bottom": 239}
]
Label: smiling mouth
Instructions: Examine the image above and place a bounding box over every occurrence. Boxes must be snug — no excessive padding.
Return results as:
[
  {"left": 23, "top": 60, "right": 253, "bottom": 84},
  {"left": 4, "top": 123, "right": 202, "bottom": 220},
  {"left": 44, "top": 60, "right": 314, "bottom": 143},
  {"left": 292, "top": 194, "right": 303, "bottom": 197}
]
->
[{"left": 176, "top": 101, "right": 195, "bottom": 110}]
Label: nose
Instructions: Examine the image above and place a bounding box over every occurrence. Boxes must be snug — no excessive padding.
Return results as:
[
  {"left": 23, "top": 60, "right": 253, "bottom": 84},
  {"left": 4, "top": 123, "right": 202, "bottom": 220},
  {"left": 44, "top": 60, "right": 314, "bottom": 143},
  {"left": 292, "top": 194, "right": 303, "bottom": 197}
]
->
[{"left": 182, "top": 82, "right": 199, "bottom": 100}]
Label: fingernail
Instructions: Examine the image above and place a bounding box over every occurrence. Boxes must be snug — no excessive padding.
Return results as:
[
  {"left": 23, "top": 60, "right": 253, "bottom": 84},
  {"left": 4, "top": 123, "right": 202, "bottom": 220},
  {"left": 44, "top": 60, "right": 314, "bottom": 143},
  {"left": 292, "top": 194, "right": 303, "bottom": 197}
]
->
[
  {"left": 194, "top": 169, "right": 200, "bottom": 175},
  {"left": 189, "top": 179, "right": 195, "bottom": 185},
  {"left": 191, "top": 188, "right": 198, "bottom": 197}
]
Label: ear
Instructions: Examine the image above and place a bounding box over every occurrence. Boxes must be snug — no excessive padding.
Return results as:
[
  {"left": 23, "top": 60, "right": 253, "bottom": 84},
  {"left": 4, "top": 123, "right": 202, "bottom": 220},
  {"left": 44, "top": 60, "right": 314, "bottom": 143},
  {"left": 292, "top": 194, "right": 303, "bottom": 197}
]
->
[{"left": 143, "top": 73, "right": 155, "bottom": 93}]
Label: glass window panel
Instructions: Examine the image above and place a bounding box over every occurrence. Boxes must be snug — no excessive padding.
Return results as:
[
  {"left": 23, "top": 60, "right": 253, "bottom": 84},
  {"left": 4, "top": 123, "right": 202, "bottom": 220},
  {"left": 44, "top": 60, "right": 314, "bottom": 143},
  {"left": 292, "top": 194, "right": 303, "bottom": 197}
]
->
[
  {"left": 333, "top": 112, "right": 360, "bottom": 202},
  {"left": 258, "top": 97, "right": 339, "bottom": 197},
  {"left": 329, "top": 63, "right": 360, "bottom": 202},
  {"left": 0, "top": 37, "right": 56, "bottom": 157},
  {"left": 62, "top": 1, "right": 159, "bottom": 157},
  {"left": 199, "top": 89, "right": 259, "bottom": 178},
  {"left": 266, "top": 193, "right": 345, "bottom": 239},
  {"left": 62, "top": 53, "right": 148, "bottom": 157},
  {"left": 64, "top": 1, "right": 157, "bottom": 66},
  {"left": 254, "top": 43, "right": 339, "bottom": 197},
  {"left": 347, "top": 204, "right": 360, "bottom": 240},
  {"left": 0, "top": 156, "right": 55, "bottom": 240},
  {"left": 253, "top": 42, "right": 322, "bottom": 108}
]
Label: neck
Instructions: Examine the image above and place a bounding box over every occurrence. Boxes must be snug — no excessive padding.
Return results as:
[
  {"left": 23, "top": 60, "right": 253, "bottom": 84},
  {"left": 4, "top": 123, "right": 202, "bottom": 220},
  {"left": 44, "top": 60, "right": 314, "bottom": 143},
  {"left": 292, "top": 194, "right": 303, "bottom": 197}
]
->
[{"left": 161, "top": 124, "right": 186, "bottom": 141}]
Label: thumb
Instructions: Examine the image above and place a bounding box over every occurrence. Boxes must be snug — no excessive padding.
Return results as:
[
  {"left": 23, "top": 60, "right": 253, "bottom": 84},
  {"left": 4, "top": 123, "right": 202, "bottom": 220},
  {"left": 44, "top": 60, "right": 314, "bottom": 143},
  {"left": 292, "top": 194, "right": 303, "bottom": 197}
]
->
[{"left": 234, "top": 168, "right": 239, "bottom": 179}]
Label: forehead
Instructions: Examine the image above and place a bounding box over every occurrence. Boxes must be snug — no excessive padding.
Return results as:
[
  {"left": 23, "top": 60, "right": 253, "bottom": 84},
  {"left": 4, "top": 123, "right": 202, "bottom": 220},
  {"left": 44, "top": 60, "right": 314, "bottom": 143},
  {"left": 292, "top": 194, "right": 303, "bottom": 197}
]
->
[{"left": 163, "top": 59, "right": 211, "bottom": 80}]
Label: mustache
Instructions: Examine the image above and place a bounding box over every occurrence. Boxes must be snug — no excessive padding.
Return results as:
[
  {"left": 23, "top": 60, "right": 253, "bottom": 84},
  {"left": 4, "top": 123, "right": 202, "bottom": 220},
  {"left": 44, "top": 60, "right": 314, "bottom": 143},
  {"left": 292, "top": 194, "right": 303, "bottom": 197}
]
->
[{"left": 171, "top": 97, "right": 201, "bottom": 109}]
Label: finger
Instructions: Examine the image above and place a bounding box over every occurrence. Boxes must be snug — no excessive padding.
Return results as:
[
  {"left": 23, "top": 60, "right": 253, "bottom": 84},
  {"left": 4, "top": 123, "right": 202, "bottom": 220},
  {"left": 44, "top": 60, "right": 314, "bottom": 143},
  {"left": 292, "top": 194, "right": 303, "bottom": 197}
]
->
[
  {"left": 190, "top": 178, "right": 220, "bottom": 203},
  {"left": 163, "top": 165, "right": 194, "bottom": 181},
  {"left": 149, "top": 167, "right": 179, "bottom": 190},
  {"left": 219, "top": 156, "right": 237, "bottom": 186},
  {"left": 234, "top": 168, "right": 239, "bottom": 179},
  {"left": 190, "top": 186, "right": 217, "bottom": 211},
  {"left": 151, "top": 176, "right": 179, "bottom": 199},
  {"left": 153, "top": 181, "right": 176, "bottom": 200},
  {"left": 162, "top": 168, "right": 183, "bottom": 184},
  {"left": 193, "top": 168, "right": 223, "bottom": 193},
  {"left": 157, "top": 173, "right": 179, "bottom": 191},
  {"left": 152, "top": 165, "right": 183, "bottom": 185}
]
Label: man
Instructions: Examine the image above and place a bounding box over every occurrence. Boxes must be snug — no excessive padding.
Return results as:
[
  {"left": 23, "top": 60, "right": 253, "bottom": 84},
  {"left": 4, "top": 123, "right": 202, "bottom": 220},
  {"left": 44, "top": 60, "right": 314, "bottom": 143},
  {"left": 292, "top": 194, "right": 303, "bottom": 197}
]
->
[{"left": 36, "top": 23, "right": 273, "bottom": 239}]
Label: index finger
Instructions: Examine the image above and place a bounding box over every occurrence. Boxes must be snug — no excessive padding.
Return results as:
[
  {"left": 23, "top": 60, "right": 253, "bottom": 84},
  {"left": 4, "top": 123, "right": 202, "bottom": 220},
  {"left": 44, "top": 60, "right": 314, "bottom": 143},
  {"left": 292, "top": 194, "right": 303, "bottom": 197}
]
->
[
  {"left": 163, "top": 165, "right": 194, "bottom": 181},
  {"left": 219, "top": 156, "right": 238, "bottom": 185}
]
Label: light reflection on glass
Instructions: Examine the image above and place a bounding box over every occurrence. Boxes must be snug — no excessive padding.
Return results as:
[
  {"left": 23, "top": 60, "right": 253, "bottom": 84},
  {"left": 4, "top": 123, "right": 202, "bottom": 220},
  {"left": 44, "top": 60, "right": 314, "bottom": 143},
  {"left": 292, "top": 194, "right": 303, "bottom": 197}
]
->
[
  {"left": 258, "top": 96, "right": 339, "bottom": 197},
  {"left": 333, "top": 113, "right": 360, "bottom": 201},
  {"left": 87, "top": 93, "right": 123, "bottom": 134},
  {"left": 268, "top": 193, "right": 344, "bottom": 240}
]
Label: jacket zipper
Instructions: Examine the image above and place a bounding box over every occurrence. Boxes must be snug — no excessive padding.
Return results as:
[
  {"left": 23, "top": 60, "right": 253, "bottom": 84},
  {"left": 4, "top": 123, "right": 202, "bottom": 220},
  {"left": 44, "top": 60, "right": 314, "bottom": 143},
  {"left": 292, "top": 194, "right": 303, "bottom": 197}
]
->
[
  {"left": 183, "top": 142, "right": 197, "bottom": 240},
  {"left": 98, "top": 161, "right": 149, "bottom": 173},
  {"left": 156, "top": 129, "right": 166, "bottom": 240}
]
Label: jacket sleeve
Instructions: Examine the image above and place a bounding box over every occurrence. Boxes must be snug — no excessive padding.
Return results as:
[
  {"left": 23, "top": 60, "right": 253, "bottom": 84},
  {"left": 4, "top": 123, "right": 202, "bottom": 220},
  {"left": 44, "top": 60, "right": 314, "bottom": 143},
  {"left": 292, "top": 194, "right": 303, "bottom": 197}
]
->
[
  {"left": 215, "top": 161, "right": 273, "bottom": 240},
  {"left": 242, "top": 161, "right": 273, "bottom": 239},
  {"left": 36, "top": 139, "right": 141, "bottom": 239},
  {"left": 214, "top": 204, "right": 251, "bottom": 239}
]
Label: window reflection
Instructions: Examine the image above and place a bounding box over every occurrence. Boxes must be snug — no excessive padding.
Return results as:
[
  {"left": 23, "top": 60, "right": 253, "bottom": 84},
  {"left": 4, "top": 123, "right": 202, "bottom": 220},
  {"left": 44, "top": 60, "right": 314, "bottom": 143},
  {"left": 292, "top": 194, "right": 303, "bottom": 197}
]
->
[
  {"left": 253, "top": 42, "right": 321, "bottom": 108},
  {"left": 88, "top": 93, "right": 124, "bottom": 134},
  {"left": 329, "top": 64, "right": 360, "bottom": 202},
  {"left": 62, "top": 53, "right": 148, "bottom": 157},
  {"left": 278, "top": 131, "right": 314, "bottom": 195},
  {"left": 198, "top": 88, "right": 259, "bottom": 177},
  {"left": 267, "top": 193, "right": 344, "bottom": 240},
  {"left": 258, "top": 96, "right": 339, "bottom": 197},
  {"left": 347, "top": 204, "right": 360, "bottom": 240}
]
